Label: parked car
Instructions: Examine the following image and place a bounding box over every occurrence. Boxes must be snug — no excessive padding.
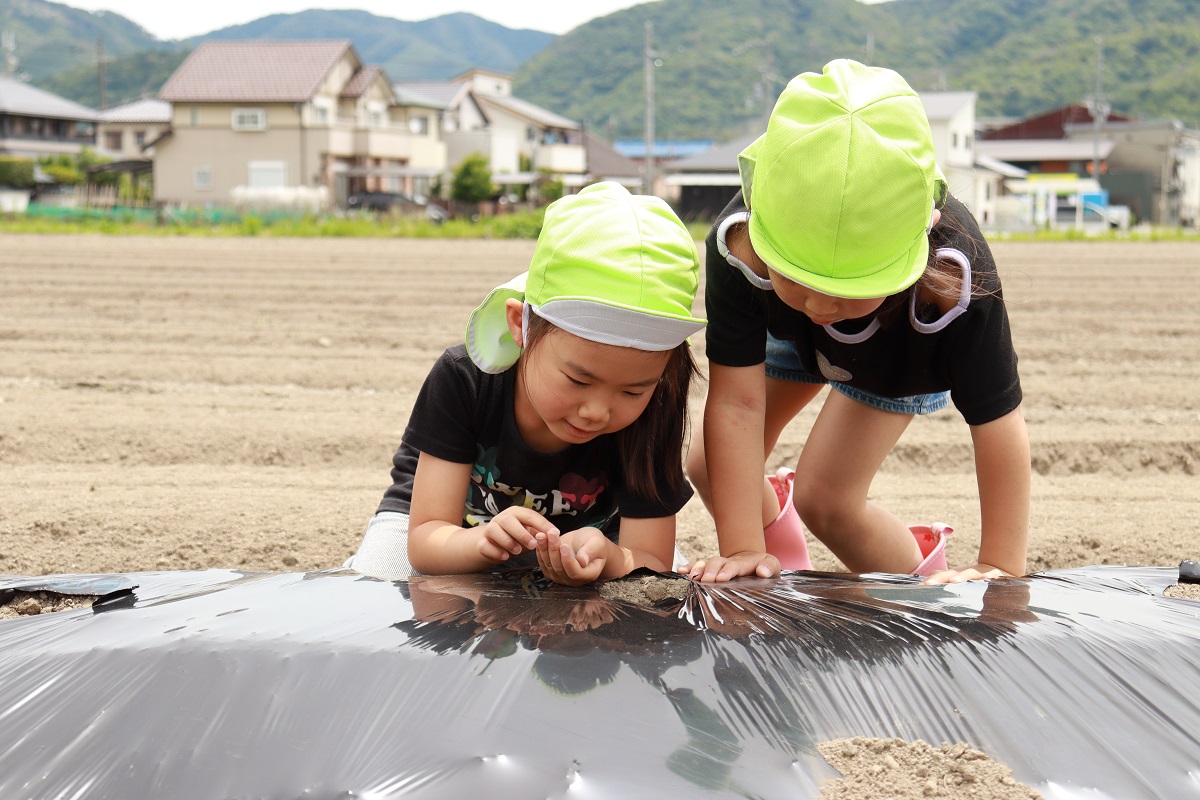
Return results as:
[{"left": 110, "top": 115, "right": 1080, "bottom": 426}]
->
[{"left": 347, "top": 191, "right": 446, "bottom": 223}]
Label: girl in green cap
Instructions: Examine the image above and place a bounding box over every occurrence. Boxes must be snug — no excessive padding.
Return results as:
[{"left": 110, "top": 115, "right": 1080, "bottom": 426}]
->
[
  {"left": 346, "top": 182, "right": 706, "bottom": 586},
  {"left": 683, "top": 60, "right": 1030, "bottom": 584}
]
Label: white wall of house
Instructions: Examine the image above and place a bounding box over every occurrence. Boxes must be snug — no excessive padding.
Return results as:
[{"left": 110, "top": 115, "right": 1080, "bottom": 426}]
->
[
  {"left": 461, "top": 71, "right": 511, "bottom": 98},
  {"left": 156, "top": 96, "right": 447, "bottom": 205},
  {"left": 153, "top": 103, "right": 309, "bottom": 203},
  {"left": 968, "top": 171, "right": 1004, "bottom": 229},
  {"left": 457, "top": 98, "right": 488, "bottom": 132},
  {"left": 1178, "top": 136, "right": 1200, "bottom": 228},
  {"left": 97, "top": 121, "right": 170, "bottom": 160},
  {"left": 924, "top": 93, "right": 988, "bottom": 221},
  {"left": 445, "top": 129, "right": 519, "bottom": 173}
]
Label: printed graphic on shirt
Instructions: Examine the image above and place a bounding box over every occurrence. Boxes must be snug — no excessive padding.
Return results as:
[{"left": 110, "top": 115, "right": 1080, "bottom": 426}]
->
[
  {"left": 464, "top": 445, "right": 609, "bottom": 528},
  {"left": 816, "top": 350, "right": 853, "bottom": 382}
]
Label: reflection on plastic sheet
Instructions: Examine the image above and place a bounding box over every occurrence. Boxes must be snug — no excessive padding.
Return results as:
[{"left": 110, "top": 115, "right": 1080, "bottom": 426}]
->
[{"left": 0, "top": 565, "right": 1197, "bottom": 799}]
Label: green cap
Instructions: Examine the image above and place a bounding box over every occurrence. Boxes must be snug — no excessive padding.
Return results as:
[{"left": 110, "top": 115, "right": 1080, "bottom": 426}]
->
[
  {"left": 738, "top": 59, "right": 945, "bottom": 299},
  {"left": 466, "top": 181, "right": 705, "bottom": 373}
]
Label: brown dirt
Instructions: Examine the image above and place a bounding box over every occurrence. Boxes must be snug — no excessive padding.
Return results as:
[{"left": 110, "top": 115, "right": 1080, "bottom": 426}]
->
[
  {"left": 0, "top": 590, "right": 93, "bottom": 619},
  {"left": 816, "top": 738, "right": 1042, "bottom": 799},
  {"left": 2, "top": 235, "right": 1198, "bottom": 577}
]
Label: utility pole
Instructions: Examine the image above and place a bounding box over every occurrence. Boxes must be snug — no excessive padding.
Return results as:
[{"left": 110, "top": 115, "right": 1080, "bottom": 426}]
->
[
  {"left": 1089, "top": 36, "right": 1109, "bottom": 188},
  {"left": 759, "top": 36, "right": 775, "bottom": 128},
  {"left": 642, "top": 19, "right": 658, "bottom": 196},
  {"left": 97, "top": 36, "right": 106, "bottom": 109}
]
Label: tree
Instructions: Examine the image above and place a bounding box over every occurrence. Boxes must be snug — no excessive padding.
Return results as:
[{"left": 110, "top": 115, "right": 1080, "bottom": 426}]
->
[{"left": 450, "top": 153, "right": 495, "bottom": 203}]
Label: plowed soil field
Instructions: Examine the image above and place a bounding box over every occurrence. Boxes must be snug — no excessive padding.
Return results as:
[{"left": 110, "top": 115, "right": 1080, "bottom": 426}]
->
[{"left": 2, "top": 235, "right": 1197, "bottom": 576}]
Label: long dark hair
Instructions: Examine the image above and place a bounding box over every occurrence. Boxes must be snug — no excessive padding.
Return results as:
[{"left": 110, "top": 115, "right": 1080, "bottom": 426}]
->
[
  {"left": 523, "top": 313, "right": 698, "bottom": 503},
  {"left": 874, "top": 192, "right": 995, "bottom": 327}
]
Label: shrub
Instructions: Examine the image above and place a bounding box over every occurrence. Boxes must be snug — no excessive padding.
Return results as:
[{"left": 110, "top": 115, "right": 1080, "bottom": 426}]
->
[
  {"left": 451, "top": 153, "right": 495, "bottom": 203},
  {"left": 0, "top": 157, "right": 35, "bottom": 189}
]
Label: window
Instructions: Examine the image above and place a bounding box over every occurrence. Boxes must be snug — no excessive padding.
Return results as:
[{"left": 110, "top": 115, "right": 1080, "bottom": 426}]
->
[
  {"left": 232, "top": 108, "right": 267, "bottom": 131},
  {"left": 189, "top": 107, "right": 199, "bottom": 127},
  {"left": 952, "top": 132, "right": 959, "bottom": 148},
  {"left": 408, "top": 115, "right": 428, "bottom": 135},
  {"left": 104, "top": 131, "right": 123, "bottom": 150},
  {"left": 194, "top": 166, "right": 213, "bottom": 191},
  {"left": 248, "top": 161, "right": 288, "bottom": 188},
  {"left": 313, "top": 105, "right": 329, "bottom": 125},
  {"left": 366, "top": 102, "right": 387, "bottom": 128},
  {"left": 134, "top": 130, "right": 146, "bottom": 147}
]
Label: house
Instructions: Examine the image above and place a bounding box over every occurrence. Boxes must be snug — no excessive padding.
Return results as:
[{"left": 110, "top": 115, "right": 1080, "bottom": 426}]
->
[
  {"left": 662, "top": 133, "right": 756, "bottom": 220},
  {"left": 0, "top": 75, "right": 96, "bottom": 159},
  {"left": 154, "top": 40, "right": 446, "bottom": 207},
  {"left": 579, "top": 132, "right": 642, "bottom": 190},
  {"left": 919, "top": 91, "right": 1011, "bottom": 228},
  {"left": 664, "top": 91, "right": 1014, "bottom": 225},
  {"left": 396, "top": 68, "right": 585, "bottom": 187},
  {"left": 97, "top": 97, "right": 171, "bottom": 162},
  {"left": 980, "top": 104, "right": 1198, "bottom": 227},
  {"left": 1064, "top": 118, "right": 1199, "bottom": 228},
  {"left": 615, "top": 139, "right": 717, "bottom": 196}
]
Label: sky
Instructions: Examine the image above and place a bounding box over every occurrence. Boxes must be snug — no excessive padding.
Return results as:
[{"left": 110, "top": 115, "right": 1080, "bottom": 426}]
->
[{"left": 63, "top": 0, "right": 654, "bottom": 40}]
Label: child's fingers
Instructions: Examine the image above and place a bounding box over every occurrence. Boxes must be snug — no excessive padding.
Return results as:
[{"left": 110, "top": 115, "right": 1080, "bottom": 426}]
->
[
  {"left": 543, "top": 531, "right": 565, "bottom": 575},
  {"left": 506, "top": 507, "right": 559, "bottom": 534},
  {"left": 477, "top": 538, "right": 511, "bottom": 562}
]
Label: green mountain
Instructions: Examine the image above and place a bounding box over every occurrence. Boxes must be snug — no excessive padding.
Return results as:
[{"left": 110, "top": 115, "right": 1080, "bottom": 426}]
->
[
  {"left": 0, "top": 0, "right": 164, "bottom": 81},
  {"left": 4, "top": 0, "right": 552, "bottom": 109},
  {"left": 193, "top": 10, "right": 554, "bottom": 81},
  {"left": 513, "top": 0, "right": 1200, "bottom": 141},
  {"left": 39, "top": 49, "right": 187, "bottom": 109}
]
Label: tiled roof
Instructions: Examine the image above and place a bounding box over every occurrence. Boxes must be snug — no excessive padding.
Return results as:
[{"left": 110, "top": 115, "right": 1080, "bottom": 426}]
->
[
  {"left": 159, "top": 40, "right": 353, "bottom": 103},
  {"left": 0, "top": 75, "right": 97, "bottom": 120},
  {"left": 99, "top": 97, "right": 171, "bottom": 123},
  {"left": 583, "top": 132, "right": 640, "bottom": 179},
  {"left": 666, "top": 134, "right": 758, "bottom": 171},
  {"left": 340, "top": 66, "right": 382, "bottom": 99}
]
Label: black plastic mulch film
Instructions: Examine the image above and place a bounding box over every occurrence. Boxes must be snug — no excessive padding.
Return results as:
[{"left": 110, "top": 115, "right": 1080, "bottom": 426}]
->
[{"left": 1, "top": 565, "right": 1198, "bottom": 799}]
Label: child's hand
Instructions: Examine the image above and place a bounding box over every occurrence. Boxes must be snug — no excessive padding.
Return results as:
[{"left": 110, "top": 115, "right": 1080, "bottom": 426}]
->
[
  {"left": 534, "top": 527, "right": 609, "bottom": 586},
  {"left": 921, "top": 563, "right": 1010, "bottom": 585},
  {"left": 478, "top": 507, "right": 558, "bottom": 564},
  {"left": 679, "top": 551, "right": 781, "bottom": 582}
]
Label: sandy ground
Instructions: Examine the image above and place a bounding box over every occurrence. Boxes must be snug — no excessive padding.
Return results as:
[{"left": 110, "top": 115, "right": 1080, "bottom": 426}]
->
[{"left": 2, "top": 234, "right": 1198, "bottom": 577}]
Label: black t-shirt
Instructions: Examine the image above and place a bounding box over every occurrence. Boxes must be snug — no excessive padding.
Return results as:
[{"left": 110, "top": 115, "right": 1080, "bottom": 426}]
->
[
  {"left": 377, "top": 345, "right": 693, "bottom": 535},
  {"left": 704, "top": 192, "right": 1022, "bottom": 426}
]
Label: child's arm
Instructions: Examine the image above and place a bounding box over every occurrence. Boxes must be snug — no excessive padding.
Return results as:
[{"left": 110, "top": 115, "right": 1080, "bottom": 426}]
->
[
  {"left": 408, "top": 452, "right": 557, "bottom": 574},
  {"left": 534, "top": 516, "right": 676, "bottom": 586},
  {"left": 687, "top": 362, "right": 781, "bottom": 582},
  {"left": 926, "top": 406, "right": 1030, "bottom": 583}
]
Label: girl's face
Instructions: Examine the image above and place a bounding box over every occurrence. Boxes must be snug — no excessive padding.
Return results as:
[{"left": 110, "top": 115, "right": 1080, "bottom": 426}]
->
[
  {"left": 506, "top": 301, "right": 668, "bottom": 453},
  {"left": 768, "top": 270, "right": 885, "bottom": 325}
]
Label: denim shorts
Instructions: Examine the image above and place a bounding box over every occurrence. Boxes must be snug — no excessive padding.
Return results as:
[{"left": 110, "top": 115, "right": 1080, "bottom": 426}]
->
[{"left": 764, "top": 334, "right": 950, "bottom": 416}]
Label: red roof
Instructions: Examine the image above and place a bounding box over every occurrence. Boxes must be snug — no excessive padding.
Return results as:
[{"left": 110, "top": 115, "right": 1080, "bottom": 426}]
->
[{"left": 983, "top": 104, "right": 1132, "bottom": 140}]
